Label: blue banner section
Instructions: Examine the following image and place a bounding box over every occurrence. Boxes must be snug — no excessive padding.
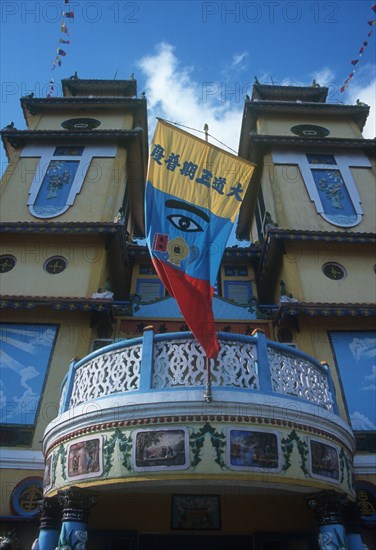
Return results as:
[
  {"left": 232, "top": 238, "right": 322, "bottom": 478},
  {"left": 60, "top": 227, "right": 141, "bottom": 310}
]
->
[{"left": 146, "top": 184, "right": 232, "bottom": 287}]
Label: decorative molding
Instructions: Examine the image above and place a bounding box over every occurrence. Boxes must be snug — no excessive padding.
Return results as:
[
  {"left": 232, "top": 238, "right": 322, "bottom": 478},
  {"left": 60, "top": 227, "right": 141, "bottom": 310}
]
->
[
  {"left": 354, "top": 453, "right": 376, "bottom": 475},
  {"left": 0, "top": 449, "right": 44, "bottom": 470},
  {"left": 0, "top": 296, "right": 113, "bottom": 313}
]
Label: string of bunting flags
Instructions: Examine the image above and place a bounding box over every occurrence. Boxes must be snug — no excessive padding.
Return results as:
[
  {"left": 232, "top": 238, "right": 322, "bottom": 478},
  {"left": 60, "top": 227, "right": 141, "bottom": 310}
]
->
[
  {"left": 340, "top": 4, "right": 376, "bottom": 93},
  {"left": 47, "top": 0, "right": 73, "bottom": 96}
]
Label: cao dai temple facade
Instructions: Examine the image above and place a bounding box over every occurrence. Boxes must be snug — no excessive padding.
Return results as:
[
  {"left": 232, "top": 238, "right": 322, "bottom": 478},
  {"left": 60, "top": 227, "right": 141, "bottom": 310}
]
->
[{"left": 0, "top": 78, "right": 375, "bottom": 549}]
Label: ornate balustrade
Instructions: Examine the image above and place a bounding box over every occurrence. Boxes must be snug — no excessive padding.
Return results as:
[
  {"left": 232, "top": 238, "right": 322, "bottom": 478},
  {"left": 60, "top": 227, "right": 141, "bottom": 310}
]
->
[
  {"left": 46, "top": 330, "right": 355, "bottom": 501},
  {"left": 59, "top": 330, "right": 337, "bottom": 414}
]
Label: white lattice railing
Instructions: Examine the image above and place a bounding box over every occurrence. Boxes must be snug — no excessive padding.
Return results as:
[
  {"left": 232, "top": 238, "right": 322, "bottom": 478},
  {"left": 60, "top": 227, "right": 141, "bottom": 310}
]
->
[
  {"left": 60, "top": 331, "right": 337, "bottom": 414},
  {"left": 67, "top": 344, "right": 142, "bottom": 409},
  {"left": 152, "top": 338, "right": 258, "bottom": 389},
  {"left": 267, "top": 345, "right": 333, "bottom": 411}
]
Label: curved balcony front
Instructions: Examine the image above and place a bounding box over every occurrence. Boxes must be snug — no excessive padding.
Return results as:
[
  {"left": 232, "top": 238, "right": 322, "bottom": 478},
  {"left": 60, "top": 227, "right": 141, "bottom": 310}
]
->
[{"left": 43, "top": 330, "right": 355, "bottom": 499}]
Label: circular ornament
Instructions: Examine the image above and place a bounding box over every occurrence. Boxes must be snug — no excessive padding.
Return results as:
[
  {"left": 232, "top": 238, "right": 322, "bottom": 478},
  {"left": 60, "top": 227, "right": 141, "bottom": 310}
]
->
[
  {"left": 322, "top": 262, "right": 346, "bottom": 280},
  {"left": 291, "top": 124, "right": 330, "bottom": 137},
  {"left": 167, "top": 237, "right": 189, "bottom": 266},
  {"left": 61, "top": 118, "right": 101, "bottom": 130},
  {"left": 0, "top": 255, "right": 16, "bottom": 273},
  {"left": 11, "top": 477, "right": 43, "bottom": 517},
  {"left": 44, "top": 256, "right": 67, "bottom": 274}
]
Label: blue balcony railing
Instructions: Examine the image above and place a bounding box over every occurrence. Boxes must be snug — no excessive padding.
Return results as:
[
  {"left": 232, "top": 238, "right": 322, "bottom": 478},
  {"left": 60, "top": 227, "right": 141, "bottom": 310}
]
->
[{"left": 59, "top": 331, "right": 338, "bottom": 415}]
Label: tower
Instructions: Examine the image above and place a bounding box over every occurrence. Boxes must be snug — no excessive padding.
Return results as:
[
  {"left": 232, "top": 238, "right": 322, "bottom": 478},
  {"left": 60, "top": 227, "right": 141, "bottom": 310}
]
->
[
  {"left": 0, "top": 77, "right": 147, "bottom": 545},
  {"left": 238, "top": 82, "right": 376, "bottom": 542}
]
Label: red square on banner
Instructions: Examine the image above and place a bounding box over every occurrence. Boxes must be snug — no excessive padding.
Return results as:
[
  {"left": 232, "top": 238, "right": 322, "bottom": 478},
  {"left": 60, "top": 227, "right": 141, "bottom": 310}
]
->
[{"left": 152, "top": 233, "right": 169, "bottom": 252}]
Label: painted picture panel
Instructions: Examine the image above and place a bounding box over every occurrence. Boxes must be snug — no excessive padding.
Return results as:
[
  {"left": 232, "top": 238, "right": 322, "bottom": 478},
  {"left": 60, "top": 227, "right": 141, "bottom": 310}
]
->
[
  {"left": 67, "top": 437, "right": 103, "bottom": 480},
  {"left": 171, "top": 495, "right": 221, "bottom": 530},
  {"left": 133, "top": 428, "right": 189, "bottom": 471},
  {"left": 43, "top": 455, "right": 52, "bottom": 491},
  {"left": 309, "top": 439, "right": 339, "bottom": 481},
  {"left": 228, "top": 429, "right": 280, "bottom": 471},
  {"left": 0, "top": 324, "right": 58, "bottom": 426},
  {"left": 330, "top": 331, "right": 376, "bottom": 431}
]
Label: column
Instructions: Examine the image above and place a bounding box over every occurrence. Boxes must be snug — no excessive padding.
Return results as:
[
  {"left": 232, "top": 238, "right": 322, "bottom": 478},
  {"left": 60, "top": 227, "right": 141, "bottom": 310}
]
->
[
  {"left": 32, "top": 497, "right": 61, "bottom": 550},
  {"left": 345, "top": 501, "right": 364, "bottom": 550},
  {"left": 57, "top": 486, "right": 97, "bottom": 549},
  {"left": 307, "top": 491, "right": 348, "bottom": 550}
]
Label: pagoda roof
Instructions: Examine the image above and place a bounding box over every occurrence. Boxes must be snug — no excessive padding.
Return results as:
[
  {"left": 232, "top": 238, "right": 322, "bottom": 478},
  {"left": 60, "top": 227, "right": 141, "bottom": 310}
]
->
[
  {"left": 20, "top": 96, "right": 147, "bottom": 127},
  {"left": 251, "top": 83, "right": 329, "bottom": 103},
  {"left": 61, "top": 78, "right": 137, "bottom": 98}
]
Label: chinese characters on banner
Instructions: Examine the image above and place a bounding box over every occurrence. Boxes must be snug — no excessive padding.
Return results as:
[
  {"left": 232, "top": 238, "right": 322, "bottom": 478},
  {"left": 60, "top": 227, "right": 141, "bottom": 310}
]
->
[{"left": 145, "top": 119, "right": 255, "bottom": 359}]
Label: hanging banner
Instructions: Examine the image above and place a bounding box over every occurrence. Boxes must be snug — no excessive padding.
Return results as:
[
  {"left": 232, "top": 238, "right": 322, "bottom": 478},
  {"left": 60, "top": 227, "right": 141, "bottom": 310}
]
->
[
  {"left": 340, "top": 4, "right": 375, "bottom": 92},
  {"left": 145, "top": 119, "right": 255, "bottom": 359}
]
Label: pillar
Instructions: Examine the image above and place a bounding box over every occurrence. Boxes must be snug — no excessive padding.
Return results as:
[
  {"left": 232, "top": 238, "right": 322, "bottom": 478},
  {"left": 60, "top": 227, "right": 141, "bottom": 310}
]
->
[
  {"left": 345, "top": 501, "right": 364, "bottom": 550},
  {"left": 307, "top": 491, "right": 348, "bottom": 550},
  {"left": 32, "top": 497, "right": 60, "bottom": 550},
  {"left": 57, "top": 486, "right": 97, "bottom": 549}
]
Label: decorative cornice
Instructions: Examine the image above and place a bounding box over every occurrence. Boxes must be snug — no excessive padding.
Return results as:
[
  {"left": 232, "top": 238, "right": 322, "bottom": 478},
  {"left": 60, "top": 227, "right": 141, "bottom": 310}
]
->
[
  {"left": 274, "top": 302, "right": 376, "bottom": 324},
  {"left": 0, "top": 221, "right": 127, "bottom": 235},
  {"left": 1, "top": 128, "right": 142, "bottom": 151},
  {"left": 264, "top": 227, "right": 376, "bottom": 244},
  {"left": 249, "top": 134, "right": 375, "bottom": 154},
  {"left": 0, "top": 295, "right": 113, "bottom": 313},
  {"left": 45, "top": 413, "right": 354, "bottom": 457}
]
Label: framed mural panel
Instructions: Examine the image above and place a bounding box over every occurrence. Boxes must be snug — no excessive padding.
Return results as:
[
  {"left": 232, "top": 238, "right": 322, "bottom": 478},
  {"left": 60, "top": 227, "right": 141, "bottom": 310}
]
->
[
  {"left": 309, "top": 438, "right": 340, "bottom": 482},
  {"left": 171, "top": 495, "right": 221, "bottom": 530},
  {"left": 0, "top": 323, "right": 58, "bottom": 427},
  {"left": 329, "top": 331, "right": 376, "bottom": 431},
  {"left": 133, "top": 428, "right": 189, "bottom": 471},
  {"left": 67, "top": 437, "right": 103, "bottom": 480},
  {"left": 227, "top": 428, "right": 281, "bottom": 472},
  {"left": 43, "top": 455, "right": 53, "bottom": 493}
]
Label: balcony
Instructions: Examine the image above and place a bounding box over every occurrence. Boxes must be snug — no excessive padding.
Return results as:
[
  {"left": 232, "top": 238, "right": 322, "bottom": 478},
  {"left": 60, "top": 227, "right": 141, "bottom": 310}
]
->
[{"left": 43, "top": 330, "right": 356, "bottom": 499}]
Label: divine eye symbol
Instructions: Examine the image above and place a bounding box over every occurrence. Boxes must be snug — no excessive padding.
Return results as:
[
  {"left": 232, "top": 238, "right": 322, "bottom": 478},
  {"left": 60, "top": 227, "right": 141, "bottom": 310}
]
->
[{"left": 167, "top": 214, "right": 203, "bottom": 232}]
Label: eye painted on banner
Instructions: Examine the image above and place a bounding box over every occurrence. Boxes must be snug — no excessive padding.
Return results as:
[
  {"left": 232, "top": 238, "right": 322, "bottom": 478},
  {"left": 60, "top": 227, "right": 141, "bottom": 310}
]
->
[
  {"left": 165, "top": 199, "right": 209, "bottom": 233},
  {"left": 167, "top": 214, "right": 203, "bottom": 232}
]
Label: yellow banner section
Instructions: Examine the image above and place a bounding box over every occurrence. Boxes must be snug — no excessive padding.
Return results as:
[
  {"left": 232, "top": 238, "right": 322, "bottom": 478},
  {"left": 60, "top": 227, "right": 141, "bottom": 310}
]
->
[{"left": 148, "top": 119, "right": 255, "bottom": 222}]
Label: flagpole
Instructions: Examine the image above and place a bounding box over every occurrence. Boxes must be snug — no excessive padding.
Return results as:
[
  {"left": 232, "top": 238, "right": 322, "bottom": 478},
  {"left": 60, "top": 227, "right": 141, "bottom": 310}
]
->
[{"left": 204, "top": 356, "right": 212, "bottom": 402}]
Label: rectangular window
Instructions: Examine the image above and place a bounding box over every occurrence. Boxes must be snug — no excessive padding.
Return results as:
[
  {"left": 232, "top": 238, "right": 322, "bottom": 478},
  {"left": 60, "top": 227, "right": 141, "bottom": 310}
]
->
[
  {"left": 53, "top": 146, "right": 85, "bottom": 156},
  {"left": 224, "top": 265, "right": 248, "bottom": 277},
  {"left": 139, "top": 264, "right": 157, "bottom": 275},
  {"left": 136, "top": 279, "right": 164, "bottom": 302},
  {"left": 0, "top": 323, "right": 58, "bottom": 426},
  {"left": 223, "top": 281, "right": 252, "bottom": 304},
  {"left": 329, "top": 331, "right": 376, "bottom": 431}
]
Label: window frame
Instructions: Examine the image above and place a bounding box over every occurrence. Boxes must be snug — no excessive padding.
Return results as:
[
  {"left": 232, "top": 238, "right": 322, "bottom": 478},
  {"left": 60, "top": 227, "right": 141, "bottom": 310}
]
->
[
  {"left": 21, "top": 143, "right": 116, "bottom": 218},
  {"left": 272, "top": 150, "right": 370, "bottom": 228}
]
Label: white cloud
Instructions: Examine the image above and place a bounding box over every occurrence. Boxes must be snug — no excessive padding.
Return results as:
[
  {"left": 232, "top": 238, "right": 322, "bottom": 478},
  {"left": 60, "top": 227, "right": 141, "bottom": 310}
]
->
[
  {"left": 232, "top": 52, "right": 248, "bottom": 67},
  {"left": 347, "top": 75, "right": 376, "bottom": 138},
  {"left": 349, "top": 337, "right": 376, "bottom": 361},
  {"left": 310, "top": 67, "right": 336, "bottom": 88},
  {"left": 20, "top": 366, "right": 39, "bottom": 389},
  {"left": 0, "top": 390, "right": 6, "bottom": 409},
  {"left": 350, "top": 411, "right": 376, "bottom": 431},
  {"left": 364, "top": 365, "right": 376, "bottom": 382},
  {"left": 138, "top": 42, "right": 245, "bottom": 152}
]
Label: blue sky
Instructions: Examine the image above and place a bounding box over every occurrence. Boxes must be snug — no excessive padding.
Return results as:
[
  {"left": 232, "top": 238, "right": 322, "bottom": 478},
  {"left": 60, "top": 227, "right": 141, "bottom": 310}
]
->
[{"left": 1, "top": 0, "right": 375, "bottom": 176}]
